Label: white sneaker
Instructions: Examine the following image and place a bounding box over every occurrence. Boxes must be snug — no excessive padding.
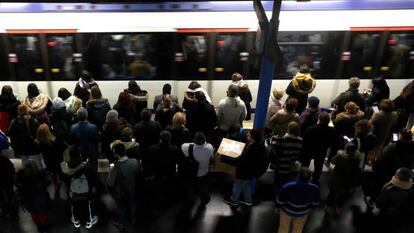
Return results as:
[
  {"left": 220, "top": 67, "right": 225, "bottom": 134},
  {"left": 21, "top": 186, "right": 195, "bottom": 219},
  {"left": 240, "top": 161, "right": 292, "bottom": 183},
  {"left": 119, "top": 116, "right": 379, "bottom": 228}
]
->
[
  {"left": 71, "top": 217, "right": 81, "bottom": 228},
  {"left": 85, "top": 215, "right": 98, "bottom": 229}
]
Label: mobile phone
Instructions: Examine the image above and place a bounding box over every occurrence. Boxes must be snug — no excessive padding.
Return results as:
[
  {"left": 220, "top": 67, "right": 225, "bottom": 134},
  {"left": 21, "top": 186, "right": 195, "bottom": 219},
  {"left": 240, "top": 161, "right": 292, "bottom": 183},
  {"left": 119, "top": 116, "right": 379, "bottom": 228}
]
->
[
  {"left": 392, "top": 133, "right": 398, "bottom": 142},
  {"left": 372, "top": 106, "right": 379, "bottom": 113},
  {"left": 110, "top": 163, "right": 115, "bottom": 169}
]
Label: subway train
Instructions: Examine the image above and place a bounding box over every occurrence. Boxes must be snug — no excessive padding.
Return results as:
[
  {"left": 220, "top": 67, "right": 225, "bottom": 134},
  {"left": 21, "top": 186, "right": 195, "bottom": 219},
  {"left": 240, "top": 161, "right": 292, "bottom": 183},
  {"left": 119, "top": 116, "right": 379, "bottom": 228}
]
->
[{"left": 0, "top": 1, "right": 413, "bottom": 109}]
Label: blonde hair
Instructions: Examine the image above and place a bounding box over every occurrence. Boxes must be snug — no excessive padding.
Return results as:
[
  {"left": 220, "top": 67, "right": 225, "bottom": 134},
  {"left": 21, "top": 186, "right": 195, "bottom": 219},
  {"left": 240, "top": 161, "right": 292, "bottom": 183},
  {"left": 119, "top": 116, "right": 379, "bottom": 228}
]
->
[
  {"left": 272, "top": 87, "right": 285, "bottom": 99},
  {"left": 172, "top": 112, "right": 186, "bottom": 128},
  {"left": 345, "top": 102, "right": 359, "bottom": 114},
  {"left": 35, "top": 123, "right": 56, "bottom": 145}
]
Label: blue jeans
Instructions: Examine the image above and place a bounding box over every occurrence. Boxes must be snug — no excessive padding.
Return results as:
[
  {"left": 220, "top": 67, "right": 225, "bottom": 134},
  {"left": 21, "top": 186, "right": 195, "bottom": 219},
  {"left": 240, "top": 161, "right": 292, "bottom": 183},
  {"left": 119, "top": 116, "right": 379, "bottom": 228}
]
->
[
  {"left": 231, "top": 179, "right": 252, "bottom": 203},
  {"left": 21, "top": 153, "right": 45, "bottom": 170}
]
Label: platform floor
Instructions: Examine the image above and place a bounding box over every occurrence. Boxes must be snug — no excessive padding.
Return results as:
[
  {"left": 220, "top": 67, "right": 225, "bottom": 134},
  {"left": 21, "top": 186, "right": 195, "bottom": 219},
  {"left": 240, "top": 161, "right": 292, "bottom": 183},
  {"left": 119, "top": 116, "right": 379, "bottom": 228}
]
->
[{"left": 1, "top": 160, "right": 413, "bottom": 233}]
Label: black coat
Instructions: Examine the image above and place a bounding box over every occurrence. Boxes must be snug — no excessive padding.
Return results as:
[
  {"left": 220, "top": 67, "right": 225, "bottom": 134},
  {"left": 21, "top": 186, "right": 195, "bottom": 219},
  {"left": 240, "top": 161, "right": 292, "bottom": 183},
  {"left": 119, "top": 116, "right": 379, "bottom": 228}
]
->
[
  {"left": 331, "top": 88, "right": 366, "bottom": 114},
  {"left": 148, "top": 143, "right": 181, "bottom": 181},
  {"left": 0, "top": 155, "right": 15, "bottom": 188},
  {"left": 238, "top": 85, "right": 253, "bottom": 121},
  {"left": 186, "top": 101, "right": 217, "bottom": 138},
  {"left": 225, "top": 141, "right": 268, "bottom": 180},
  {"left": 302, "top": 124, "right": 340, "bottom": 161},
  {"left": 16, "top": 170, "right": 51, "bottom": 213},
  {"left": 8, "top": 116, "right": 41, "bottom": 155},
  {"left": 0, "top": 94, "right": 20, "bottom": 121},
  {"left": 39, "top": 140, "right": 68, "bottom": 174},
  {"left": 86, "top": 99, "right": 111, "bottom": 130},
  {"left": 165, "top": 125, "right": 192, "bottom": 148},
  {"left": 50, "top": 107, "right": 73, "bottom": 143},
  {"left": 134, "top": 120, "right": 161, "bottom": 155}
]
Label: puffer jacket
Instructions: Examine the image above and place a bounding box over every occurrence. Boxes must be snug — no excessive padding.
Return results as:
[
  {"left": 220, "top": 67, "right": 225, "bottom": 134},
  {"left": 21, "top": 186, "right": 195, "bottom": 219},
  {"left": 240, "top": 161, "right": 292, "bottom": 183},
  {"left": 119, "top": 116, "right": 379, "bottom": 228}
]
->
[{"left": 86, "top": 98, "right": 111, "bottom": 129}]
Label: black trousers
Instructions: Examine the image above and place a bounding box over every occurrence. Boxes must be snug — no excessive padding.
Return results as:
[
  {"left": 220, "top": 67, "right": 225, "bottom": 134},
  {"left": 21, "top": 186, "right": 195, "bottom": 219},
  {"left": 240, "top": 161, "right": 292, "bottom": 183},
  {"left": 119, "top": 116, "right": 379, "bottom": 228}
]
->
[{"left": 71, "top": 198, "right": 94, "bottom": 224}]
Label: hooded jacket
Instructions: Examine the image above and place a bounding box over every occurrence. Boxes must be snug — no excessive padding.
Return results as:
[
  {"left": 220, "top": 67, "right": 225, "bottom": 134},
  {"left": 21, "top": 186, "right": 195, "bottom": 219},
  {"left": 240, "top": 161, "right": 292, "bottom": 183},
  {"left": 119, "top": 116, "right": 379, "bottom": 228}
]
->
[
  {"left": 86, "top": 98, "right": 111, "bottom": 129},
  {"left": 286, "top": 72, "right": 316, "bottom": 114}
]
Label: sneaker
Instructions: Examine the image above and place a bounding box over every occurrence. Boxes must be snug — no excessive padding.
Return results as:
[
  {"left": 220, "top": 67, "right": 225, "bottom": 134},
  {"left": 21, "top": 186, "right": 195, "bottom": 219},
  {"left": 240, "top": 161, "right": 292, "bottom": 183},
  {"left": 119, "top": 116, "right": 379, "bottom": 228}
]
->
[
  {"left": 239, "top": 201, "right": 253, "bottom": 206},
  {"left": 223, "top": 197, "right": 238, "bottom": 207},
  {"left": 86, "top": 216, "right": 98, "bottom": 229},
  {"left": 71, "top": 217, "right": 81, "bottom": 229}
]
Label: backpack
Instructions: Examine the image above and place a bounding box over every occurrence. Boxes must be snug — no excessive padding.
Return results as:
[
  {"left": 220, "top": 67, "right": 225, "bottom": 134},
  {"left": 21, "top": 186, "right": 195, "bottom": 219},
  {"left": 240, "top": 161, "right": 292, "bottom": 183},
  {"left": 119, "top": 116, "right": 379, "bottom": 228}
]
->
[
  {"left": 70, "top": 174, "right": 89, "bottom": 201},
  {"left": 178, "top": 144, "right": 199, "bottom": 179}
]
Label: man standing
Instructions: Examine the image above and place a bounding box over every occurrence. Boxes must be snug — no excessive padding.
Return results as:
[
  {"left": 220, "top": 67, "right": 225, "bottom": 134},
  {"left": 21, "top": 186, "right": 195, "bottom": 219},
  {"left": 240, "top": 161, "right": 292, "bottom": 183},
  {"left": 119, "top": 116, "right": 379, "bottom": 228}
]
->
[
  {"left": 107, "top": 143, "right": 140, "bottom": 230},
  {"left": 276, "top": 167, "right": 320, "bottom": 233}
]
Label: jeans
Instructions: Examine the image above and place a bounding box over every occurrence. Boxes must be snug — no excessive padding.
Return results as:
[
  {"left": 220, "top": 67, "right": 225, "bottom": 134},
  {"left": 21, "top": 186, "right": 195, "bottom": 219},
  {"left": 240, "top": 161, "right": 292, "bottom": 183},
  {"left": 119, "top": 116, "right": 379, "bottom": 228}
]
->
[
  {"left": 21, "top": 153, "right": 45, "bottom": 170},
  {"left": 231, "top": 179, "right": 252, "bottom": 203},
  {"left": 278, "top": 210, "right": 308, "bottom": 233}
]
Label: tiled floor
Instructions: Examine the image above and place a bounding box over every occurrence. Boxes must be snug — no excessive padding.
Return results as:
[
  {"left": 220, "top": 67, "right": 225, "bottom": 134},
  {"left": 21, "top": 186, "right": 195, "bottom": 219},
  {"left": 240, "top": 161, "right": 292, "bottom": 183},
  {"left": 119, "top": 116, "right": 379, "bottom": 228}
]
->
[{"left": 1, "top": 159, "right": 413, "bottom": 233}]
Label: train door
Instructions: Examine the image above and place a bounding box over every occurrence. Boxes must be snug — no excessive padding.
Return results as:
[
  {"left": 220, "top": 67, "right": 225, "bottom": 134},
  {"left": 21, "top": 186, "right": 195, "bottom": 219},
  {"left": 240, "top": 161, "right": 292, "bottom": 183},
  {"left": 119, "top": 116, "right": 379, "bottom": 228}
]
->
[
  {"left": 8, "top": 34, "right": 45, "bottom": 81},
  {"left": 214, "top": 33, "right": 247, "bottom": 80},
  {"left": 175, "top": 33, "right": 209, "bottom": 80},
  {"left": 0, "top": 35, "right": 11, "bottom": 81},
  {"left": 45, "top": 34, "right": 80, "bottom": 80}
]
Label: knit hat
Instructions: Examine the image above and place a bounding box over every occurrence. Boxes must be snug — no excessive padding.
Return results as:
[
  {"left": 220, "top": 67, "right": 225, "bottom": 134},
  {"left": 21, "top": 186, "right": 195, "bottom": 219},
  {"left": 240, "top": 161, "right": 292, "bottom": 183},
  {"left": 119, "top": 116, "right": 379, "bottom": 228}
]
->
[
  {"left": 308, "top": 96, "right": 320, "bottom": 108},
  {"left": 106, "top": 110, "right": 119, "bottom": 123},
  {"left": 52, "top": 97, "right": 66, "bottom": 110}
]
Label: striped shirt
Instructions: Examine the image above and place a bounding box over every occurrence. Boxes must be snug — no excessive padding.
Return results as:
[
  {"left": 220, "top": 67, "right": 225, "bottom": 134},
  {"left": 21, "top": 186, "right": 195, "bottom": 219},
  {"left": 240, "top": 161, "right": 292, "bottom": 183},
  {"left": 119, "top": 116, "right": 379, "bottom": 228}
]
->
[
  {"left": 270, "top": 135, "right": 302, "bottom": 175},
  {"left": 276, "top": 180, "right": 320, "bottom": 217}
]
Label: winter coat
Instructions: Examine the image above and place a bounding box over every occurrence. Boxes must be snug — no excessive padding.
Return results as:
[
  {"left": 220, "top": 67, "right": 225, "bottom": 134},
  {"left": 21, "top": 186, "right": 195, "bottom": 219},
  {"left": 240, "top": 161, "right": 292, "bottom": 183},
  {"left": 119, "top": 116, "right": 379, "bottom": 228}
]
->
[
  {"left": 269, "top": 109, "right": 300, "bottom": 137},
  {"left": 266, "top": 96, "right": 283, "bottom": 129},
  {"left": 237, "top": 84, "right": 253, "bottom": 121},
  {"left": 328, "top": 150, "right": 362, "bottom": 191},
  {"left": 332, "top": 88, "right": 366, "bottom": 114},
  {"left": 111, "top": 140, "right": 141, "bottom": 160},
  {"left": 101, "top": 122, "right": 123, "bottom": 160},
  {"left": 165, "top": 125, "right": 192, "bottom": 148},
  {"left": 63, "top": 95, "right": 82, "bottom": 114},
  {"left": 149, "top": 143, "right": 181, "bottom": 181},
  {"left": 74, "top": 79, "right": 97, "bottom": 107},
  {"left": 50, "top": 107, "right": 73, "bottom": 143},
  {"left": 286, "top": 72, "right": 316, "bottom": 114},
  {"left": 70, "top": 121, "right": 100, "bottom": 156},
  {"left": 0, "top": 155, "right": 15, "bottom": 188},
  {"left": 153, "top": 94, "right": 179, "bottom": 110},
  {"left": 125, "top": 89, "right": 148, "bottom": 124},
  {"left": 154, "top": 103, "right": 182, "bottom": 129},
  {"left": 38, "top": 140, "right": 68, "bottom": 174},
  {"left": 113, "top": 103, "right": 134, "bottom": 125},
  {"left": 373, "top": 141, "right": 414, "bottom": 185},
  {"left": 224, "top": 141, "right": 268, "bottom": 180},
  {"left": 8, "top": 116, "right": 41, "bottom": 155},
  {"left": 186, "top": 100, "right": 217, "bottom": 138},
  {"left": 333, "top": 110, "right": 364, "bottom": 137},
  {"left": 0, "top": 94, "right": 20, "bottom": 133},
  {"left": 134, "top": 120, "right": 161, "bottom": 155},
  {"left": 302, "top": 124, "right": 340, "bottom": 160},
  {"left": 16, "top": 170, "right": 51, "bottom": 213},
  {"left": 299, "top": 108, "right": 320, "bottom": 135},
  {"left": 217, "top": 96, "right": 247, "bottom": 131},
  {"left": 24, "top": 93, "right": 52, "bottom": 124},
  {"left": 370, "top": 110, "right": 398, "bottom": 145},
  {"left": 377, "top": 177, "right": 414, "bottom": 219},
  {"left": 86, "top": 98, "right": 111, "bottom": 129}
]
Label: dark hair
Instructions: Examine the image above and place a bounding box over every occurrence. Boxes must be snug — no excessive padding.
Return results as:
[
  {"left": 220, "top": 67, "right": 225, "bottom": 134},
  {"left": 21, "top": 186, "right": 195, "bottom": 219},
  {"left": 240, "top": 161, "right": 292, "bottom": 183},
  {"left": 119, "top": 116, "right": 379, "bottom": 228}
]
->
[
  {"left": 1, "top": 85, "right": 16, "bottom": 100},
  {"left": 140, "top": 108, "right": 151, "bottom": 122},
  {"left": 194, "top": 132, "right": 206, "bottom": 145},
  {"left": 249, "top": 129, "right": 263, "bottom": 142},
  {"left": 58, "top": 87, "right": 71, "bottom": 100},
  {"left": 128, "top": 80, "right": 141, "bottom": 94},
  {"left": 345, "top": 142, "right": 358, "bottom": 155},
  {"left": 188, "top": 81, "right": 201, "bottom": 90},
  {"left": 27, "top": 83, "right": 40, "bottom": 98},
  {"left": 195, "top": 91, "right": 206, "bottom": 103},
  {"left": 355, "top": 119, "right": 373, "bottom": 136},
  {"left": 318, "top": 112, "right": 330, "bottom": 127},
  {"left": 396, "top": 167, "right": 411, "bottom": 182},
  {"left": 298, "top": 167, "right": 312, "bottom": 182},
  {"left": 285, "top": 98, "right": 298, "bottom": 112},
  {"left": 90, "top": 86, "right": 102, "bottom": 99},
  {"left": 77, "top": 107, "right": 88, "bottom": 121},
  {"left": 81, "top": 70, "right": 93, "bottom": 82},
  {"left": 113, "top": 143, "right": 126, "bottom": 157},
  {"left": 349, "top": 77, "right": 360, "bottom": 89},
  {"left": 160, "top": 130, "right": 171, "bottom": 143},
  {"left": 379, "top": 99, "right": 394, "bottom": 112},
  {"left": 227, "top": 85, "right": 239, "bottom": 97},
  {"left": 162, "top": 84, "right": 172, "bottom": 95}
]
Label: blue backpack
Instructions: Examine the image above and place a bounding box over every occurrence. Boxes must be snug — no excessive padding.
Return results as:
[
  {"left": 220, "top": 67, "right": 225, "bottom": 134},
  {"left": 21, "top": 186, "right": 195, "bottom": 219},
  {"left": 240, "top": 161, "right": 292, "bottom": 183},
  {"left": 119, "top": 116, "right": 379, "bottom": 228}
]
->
[{"left": 0, "top": 130, "right": 9, "bottom": 150}]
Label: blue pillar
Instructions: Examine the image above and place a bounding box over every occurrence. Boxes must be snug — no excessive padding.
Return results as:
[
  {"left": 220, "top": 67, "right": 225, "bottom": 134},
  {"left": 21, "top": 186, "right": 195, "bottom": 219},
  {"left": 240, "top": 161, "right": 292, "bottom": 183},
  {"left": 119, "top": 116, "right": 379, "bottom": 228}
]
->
[{"left": 253, "top": 56, "right": 275, "bottom": 131}]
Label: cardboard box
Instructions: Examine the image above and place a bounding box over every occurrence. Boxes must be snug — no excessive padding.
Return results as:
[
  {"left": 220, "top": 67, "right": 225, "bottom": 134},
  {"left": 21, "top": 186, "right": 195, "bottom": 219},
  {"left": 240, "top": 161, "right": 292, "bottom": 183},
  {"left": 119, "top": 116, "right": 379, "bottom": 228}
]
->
[{"left": 217, "top": 138, "right": 245, "bottom": 158}]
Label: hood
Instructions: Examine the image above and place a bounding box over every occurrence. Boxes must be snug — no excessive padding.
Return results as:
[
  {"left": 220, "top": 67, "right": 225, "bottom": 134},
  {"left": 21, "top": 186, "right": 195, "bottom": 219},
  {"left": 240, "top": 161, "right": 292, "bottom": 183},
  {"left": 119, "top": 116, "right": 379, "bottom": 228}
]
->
[
  {"left": 110, "top": 140, "right": 139, "bottom": 151},
  {"left": 87, "top": 98, "right": 108, "bottom": 108},
  {"left": 25, "top": 93, "right": 50, "bottom": 115},
  {"left": 292, "top": 73, "right": 316, "bottom": 95},
  {"left": 390, "top": 176, "right": 413, "bottom": 190}
]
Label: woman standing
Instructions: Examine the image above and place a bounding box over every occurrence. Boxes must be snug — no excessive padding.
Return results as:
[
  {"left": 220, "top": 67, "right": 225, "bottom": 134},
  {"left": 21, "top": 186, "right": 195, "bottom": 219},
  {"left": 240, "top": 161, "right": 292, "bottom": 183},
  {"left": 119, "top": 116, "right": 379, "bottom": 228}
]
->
[
  {"left": 16, "top": 159, "right": 51, "bottom": 233},
  {"left": 35, "top": 124, "right": 68, "bottom": 198},
  {"left": 86, "top": 86, "right": 111, "bottom": 130},
  {"left": 0, "top": 85, "right": 20, "bottom": 133}
]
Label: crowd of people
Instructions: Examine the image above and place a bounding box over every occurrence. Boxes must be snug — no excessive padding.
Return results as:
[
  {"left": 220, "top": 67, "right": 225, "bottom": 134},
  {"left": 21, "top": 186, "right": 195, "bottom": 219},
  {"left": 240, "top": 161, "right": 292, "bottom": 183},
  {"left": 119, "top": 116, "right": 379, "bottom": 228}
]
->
[{"left": 0, "top": 67, "right": 413, "bottom": 233}]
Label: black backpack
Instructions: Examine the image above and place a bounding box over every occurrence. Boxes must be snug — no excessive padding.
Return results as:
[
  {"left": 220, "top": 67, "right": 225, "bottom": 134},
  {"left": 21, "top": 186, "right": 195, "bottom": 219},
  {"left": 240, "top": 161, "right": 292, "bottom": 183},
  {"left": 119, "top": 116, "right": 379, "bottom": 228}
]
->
[{"left": 178, "top": 144, "right": 199, "bottom": 179}]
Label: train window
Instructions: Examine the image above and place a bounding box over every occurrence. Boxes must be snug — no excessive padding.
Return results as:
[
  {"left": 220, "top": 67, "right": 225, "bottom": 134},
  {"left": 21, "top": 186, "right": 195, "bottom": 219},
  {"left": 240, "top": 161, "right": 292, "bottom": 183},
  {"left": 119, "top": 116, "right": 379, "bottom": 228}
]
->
[
  {"left": 381, "top": 32, "right": 414, "bottom": 79},
  {"left": 343, "top": 32, "right": 381, "bottom": 79},
  {"left": 0, "top": 37, "right": 10, "bottom": 80},
  {"left": 176, "top": 34, "right": 208, "bottom": 80},
  {"left": 214, "top": 33, "right": 246, "bottom": 80},
  {"left": 8, "top": 35, "right": 44, "bottom": 80},
  {"left": 276, "top": 32, "right": 326, "bottom": 79},
  {"left": 246, "top": 31, "right": 343, "bottom": 80},
  {"left": 46, "top": 35, "right": 78, "bottom": 80},
  {"left": 82, "top": 33, "right": 173, "bottom": 80}
]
